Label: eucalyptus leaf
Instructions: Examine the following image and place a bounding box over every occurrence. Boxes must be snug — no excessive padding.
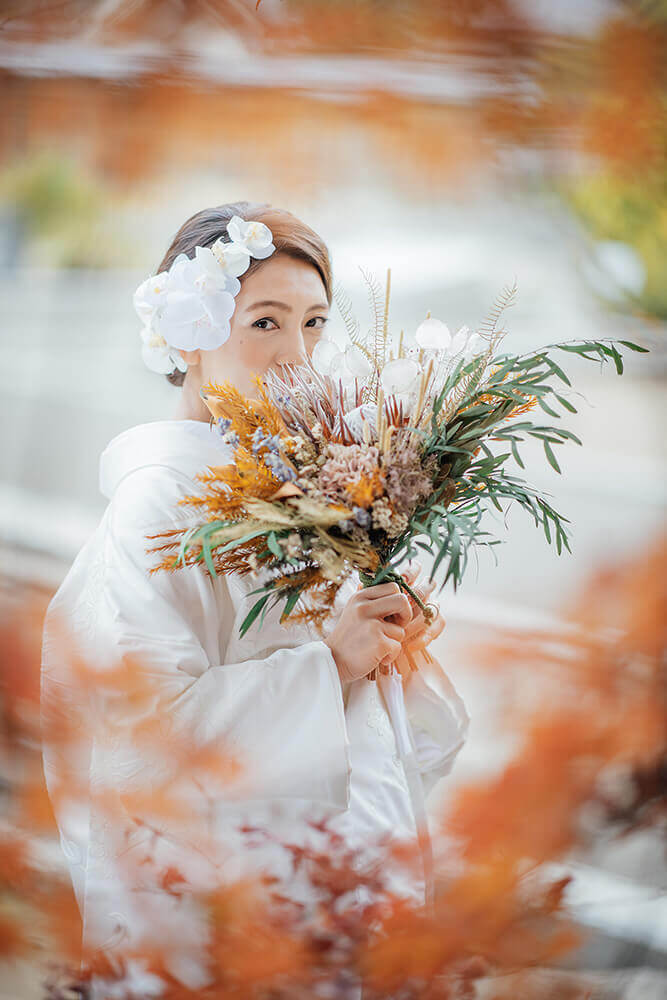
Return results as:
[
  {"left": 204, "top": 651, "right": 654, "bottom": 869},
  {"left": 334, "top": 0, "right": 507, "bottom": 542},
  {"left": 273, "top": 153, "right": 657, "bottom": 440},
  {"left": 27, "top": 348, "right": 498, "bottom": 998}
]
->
[{"left": 239, "top": 594, "right": 271, "bottom": 638}]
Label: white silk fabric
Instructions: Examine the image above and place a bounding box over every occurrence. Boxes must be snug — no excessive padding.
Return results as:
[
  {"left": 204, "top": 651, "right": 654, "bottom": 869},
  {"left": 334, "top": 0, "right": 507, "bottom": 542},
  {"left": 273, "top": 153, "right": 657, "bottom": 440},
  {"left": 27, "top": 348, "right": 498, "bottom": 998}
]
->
[{"left": 40, "top": 418, "right": 469, "bottom": 995}]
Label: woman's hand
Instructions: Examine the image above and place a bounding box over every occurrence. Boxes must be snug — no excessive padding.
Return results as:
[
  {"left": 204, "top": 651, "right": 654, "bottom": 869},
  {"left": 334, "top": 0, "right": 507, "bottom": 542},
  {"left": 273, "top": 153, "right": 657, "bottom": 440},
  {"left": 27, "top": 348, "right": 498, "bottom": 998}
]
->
[
  {"left": 399, "top": 562, "right": 439, "bottom": 645},
  {"left": 379, "top": 560, "right": 446, "bottom": 676},
  {"left": 324, "top": 581, "right": 412, "bottom": 684}
]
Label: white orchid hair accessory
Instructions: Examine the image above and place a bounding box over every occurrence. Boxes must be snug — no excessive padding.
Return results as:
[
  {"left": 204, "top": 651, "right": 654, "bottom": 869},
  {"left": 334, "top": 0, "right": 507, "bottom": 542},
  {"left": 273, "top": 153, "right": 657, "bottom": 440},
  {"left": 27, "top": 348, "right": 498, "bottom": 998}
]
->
[{"left": 133, "top": 214, "right": 276, "bottom": 375}]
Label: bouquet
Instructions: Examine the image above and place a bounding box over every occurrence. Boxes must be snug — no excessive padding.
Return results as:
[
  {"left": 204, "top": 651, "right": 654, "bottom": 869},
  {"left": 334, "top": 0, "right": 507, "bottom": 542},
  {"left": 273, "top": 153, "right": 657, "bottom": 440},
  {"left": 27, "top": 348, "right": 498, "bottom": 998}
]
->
[{"left": 146, "top": 268, "right": 647, "bottom": 640}]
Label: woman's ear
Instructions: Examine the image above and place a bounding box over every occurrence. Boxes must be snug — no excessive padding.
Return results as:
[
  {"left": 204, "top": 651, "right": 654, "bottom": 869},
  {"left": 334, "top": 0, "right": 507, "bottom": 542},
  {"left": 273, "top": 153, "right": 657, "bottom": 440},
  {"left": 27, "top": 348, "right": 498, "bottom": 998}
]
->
[{"left": 178, "top": 348, "right": 201, "bottom": 367}]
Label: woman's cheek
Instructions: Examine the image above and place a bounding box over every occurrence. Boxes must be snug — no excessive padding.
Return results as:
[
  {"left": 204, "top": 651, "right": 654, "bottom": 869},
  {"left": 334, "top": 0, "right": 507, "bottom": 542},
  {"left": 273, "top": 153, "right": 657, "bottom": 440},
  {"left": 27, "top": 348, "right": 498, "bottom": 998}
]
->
[{"left": 245, "top": 341, "right": 271, "bottom": 370}]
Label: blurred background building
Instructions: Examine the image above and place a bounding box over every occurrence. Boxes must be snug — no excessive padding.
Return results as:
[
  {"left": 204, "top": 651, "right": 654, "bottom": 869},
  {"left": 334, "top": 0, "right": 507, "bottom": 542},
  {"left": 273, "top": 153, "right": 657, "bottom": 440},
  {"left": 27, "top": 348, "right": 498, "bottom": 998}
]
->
[{"left": 0, "top": 2, "right": 665, "bottom": 996}]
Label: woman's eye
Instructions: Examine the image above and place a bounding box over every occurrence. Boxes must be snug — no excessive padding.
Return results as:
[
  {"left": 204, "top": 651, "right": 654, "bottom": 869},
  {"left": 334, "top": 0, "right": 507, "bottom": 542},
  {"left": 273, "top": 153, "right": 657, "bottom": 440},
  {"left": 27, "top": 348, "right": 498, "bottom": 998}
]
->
[{"left": 253, "top": 316, "right": 329, "bottom": 331}]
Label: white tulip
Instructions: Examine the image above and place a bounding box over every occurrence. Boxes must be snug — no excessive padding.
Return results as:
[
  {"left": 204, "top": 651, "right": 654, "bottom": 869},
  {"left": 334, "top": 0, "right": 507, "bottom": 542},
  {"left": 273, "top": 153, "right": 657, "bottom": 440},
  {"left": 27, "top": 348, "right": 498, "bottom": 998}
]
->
[
  {"left": 343, "top": 343, "right": 373, "bottom": 378},
  {"left": 380, "top": 357, "right": 421, "bottom": 396},
  {"left": 448, "top": 324, "right": 471, "bottom": 356},
  {"left": 462, "top": 332, "right": 486, "bottom": 361},
  {"left": 415, "top": 316, "right": 451, "bottom": 351},
  {"left": 311, "top": 337, "right": 340, "bottom": 375}
]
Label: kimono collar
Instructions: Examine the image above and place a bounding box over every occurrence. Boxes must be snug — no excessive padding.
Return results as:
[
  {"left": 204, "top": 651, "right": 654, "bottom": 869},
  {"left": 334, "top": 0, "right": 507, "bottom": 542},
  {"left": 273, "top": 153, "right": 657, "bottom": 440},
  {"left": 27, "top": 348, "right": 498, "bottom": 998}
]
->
[{"left": 99, "top": 419, "right": 233, "bottom": 500}]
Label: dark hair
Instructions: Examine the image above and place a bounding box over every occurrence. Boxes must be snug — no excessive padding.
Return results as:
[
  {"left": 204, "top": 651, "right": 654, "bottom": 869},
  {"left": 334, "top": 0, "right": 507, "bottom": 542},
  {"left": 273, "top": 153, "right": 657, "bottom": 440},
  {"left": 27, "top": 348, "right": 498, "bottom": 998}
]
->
[{"left": 155, "top": 200, "right": 333, "bottom": 386}]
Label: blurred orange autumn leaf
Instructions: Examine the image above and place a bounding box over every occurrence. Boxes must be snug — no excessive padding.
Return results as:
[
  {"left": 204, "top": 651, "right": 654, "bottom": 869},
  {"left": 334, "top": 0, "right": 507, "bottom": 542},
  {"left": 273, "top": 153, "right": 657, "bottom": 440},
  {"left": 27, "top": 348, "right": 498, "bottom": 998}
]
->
[{"left": 0, "top": 528, "right": 664, "bottom": 997}]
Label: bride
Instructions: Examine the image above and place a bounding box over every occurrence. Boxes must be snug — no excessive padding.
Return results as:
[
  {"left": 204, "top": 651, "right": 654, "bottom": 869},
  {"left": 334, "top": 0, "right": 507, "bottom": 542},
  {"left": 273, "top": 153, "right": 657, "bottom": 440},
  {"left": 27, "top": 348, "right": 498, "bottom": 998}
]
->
[{"left": 40, "top": 200, "right": 469, "bottom": 998}]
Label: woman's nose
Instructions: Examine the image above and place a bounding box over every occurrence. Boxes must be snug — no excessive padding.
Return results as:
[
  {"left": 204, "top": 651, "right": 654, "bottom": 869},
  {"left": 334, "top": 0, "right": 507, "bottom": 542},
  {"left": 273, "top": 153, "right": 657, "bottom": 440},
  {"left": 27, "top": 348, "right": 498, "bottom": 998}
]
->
[{"left": 275, "top": 327, "right": 308, "bottom": 367}]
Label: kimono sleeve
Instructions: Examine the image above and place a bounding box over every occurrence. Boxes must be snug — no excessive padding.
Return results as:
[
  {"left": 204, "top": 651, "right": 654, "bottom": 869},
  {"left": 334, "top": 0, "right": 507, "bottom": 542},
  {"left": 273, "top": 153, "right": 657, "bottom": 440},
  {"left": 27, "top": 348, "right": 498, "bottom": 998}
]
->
[
  {"left": 401, "top": 647, "right": 470, "bottom": 801},
  {"left": 71, "top": 464, "right": 352, "bottom": 815}
]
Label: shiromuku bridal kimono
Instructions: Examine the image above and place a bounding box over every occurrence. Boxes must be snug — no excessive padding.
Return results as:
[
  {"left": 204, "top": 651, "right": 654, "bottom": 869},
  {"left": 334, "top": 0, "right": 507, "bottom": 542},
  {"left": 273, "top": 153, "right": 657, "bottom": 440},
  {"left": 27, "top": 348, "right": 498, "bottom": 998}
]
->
[{"left": 40, "top": 418, "right": 469, "bottom": 996}]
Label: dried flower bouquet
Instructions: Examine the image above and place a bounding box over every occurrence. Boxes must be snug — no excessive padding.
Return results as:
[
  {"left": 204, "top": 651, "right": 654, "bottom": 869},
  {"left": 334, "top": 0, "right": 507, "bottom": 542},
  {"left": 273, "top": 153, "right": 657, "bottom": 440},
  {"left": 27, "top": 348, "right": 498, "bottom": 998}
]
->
[{"left": 147, "top": 269, "right": 647, "bottom": 639}]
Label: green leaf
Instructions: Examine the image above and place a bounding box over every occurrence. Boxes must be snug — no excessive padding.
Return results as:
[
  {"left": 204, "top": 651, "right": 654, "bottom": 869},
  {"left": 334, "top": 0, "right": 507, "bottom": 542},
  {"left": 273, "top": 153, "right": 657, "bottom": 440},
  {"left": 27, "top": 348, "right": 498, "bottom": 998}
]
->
[
  {"left": 554, "top": 393, "right": 577, "bottom": 413},
  {"left": 555, "top": 344, "right": 599, "bottom": 360},
  {"left": 216, "top": 528, "right": 268, "bottom": 555},
  {"left": 618, "top": 339, "right": 649, "bottom": 353},
  {"left": 280, "top": 589, "right": 302, "bottom": 622},
  {"left": 546, "top": 358, "right": 572, "bottom": 386},
  {"left": 610, "top": 346, "right": 624, "bottom": 374},
  {"left": 267, "top": 531, "right": 283, "bottom": 558},
  {"left": 260, "top": 592, "right": 281, "bottom": 629},
  {"left": 239, "top": 593, "right": 270, "bottom": 637},
  {"left": 510, "top": 438, "right": 525, "bottom": 469},
  {"left": 543, "top": 439, "right": 562, "bottom": 474},
  {"left": 536, "top": 394, "right": 561, "bottom": 418},
  {"left": 557, "top": 428, "right": 583, "bottom": 446},
  {"left": 245, "top": 579, "right": 279, "bottom": 597},
  {"left": 488, "top": 488, "right": 503, "bottom": 512},
  {"left": 202, "top": 539, "right": 218, "bottom": 578}
]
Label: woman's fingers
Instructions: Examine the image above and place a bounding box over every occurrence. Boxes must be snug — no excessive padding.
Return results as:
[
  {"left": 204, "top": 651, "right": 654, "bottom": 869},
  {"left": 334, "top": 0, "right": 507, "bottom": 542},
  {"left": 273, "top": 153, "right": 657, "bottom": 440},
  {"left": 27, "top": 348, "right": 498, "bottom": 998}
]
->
[
  {"left": 426, "top": 612, "right": 446, "bottom": 642},
  {"left": 361, "top": 581, "right": 403, "bottom": 599},
  {"left": 401, "top": 562, "right": 419, "bottom": 585},
  {"left": 356, "top": 569, "right": 442, "bottom": 654},
  {"left": 377, "top": 634, "right": 402, "bottom": 664},
  {"left": 409, "top": 610, "right": 446, "bottom": 649},
  {"left": 413, "top": 577, "right": 436, "bottom": 601},
  {"left": 403, "top": 616, "right": 427, "bottom": 642},
  {"left": 364, "top": 592, "right": 413, "bottom": 627},
  {"left": 381, "top": 620, "right": 407, "bottom": 642}
]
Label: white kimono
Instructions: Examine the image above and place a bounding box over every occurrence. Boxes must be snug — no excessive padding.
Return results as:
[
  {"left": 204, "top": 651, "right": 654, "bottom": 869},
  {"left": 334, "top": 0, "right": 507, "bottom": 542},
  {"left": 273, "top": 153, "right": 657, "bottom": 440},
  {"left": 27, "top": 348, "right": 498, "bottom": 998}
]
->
[{"left": 40, "top": 418, "right": 469, "bottom": 994}]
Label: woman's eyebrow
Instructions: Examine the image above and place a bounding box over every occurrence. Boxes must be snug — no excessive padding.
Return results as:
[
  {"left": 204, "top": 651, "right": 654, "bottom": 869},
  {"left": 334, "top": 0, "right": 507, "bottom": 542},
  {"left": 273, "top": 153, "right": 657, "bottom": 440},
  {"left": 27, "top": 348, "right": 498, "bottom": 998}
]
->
[{"left": 245, "top": 299, "right": 329, "bottom": 313}]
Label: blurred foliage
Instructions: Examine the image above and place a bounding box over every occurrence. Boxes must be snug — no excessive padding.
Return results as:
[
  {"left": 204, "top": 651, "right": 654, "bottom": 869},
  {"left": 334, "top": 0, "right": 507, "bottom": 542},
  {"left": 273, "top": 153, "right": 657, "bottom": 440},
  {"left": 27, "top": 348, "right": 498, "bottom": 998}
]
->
[
  {"left": 560, "top": 168, "right": 667, "bottom": 320},
  {"left": 0, "top": 151, "right": 129, "bottom": 268},
  {"left": 0, "top": 0, "right": 665, "bottom": 230},
  {"left": 544, "top": 1, "right": 667, "bottom": 321},
  {"left": 0, "top": 528, "right": 665, "bottom": 997}
]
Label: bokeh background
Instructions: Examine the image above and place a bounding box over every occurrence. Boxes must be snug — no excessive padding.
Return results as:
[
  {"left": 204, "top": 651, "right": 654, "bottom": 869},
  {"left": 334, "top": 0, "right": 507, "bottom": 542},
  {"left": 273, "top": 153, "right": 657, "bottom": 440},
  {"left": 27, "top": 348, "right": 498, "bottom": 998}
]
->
[{"left": 0, "top": 1, "right": 665, "bottom": 996}]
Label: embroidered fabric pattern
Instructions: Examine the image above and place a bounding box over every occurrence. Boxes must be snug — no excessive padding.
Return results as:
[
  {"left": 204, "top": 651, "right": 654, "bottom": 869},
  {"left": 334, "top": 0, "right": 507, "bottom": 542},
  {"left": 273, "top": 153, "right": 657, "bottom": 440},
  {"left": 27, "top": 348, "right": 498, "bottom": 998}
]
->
[
  {"left": 365, "top": 683, "right": 400, "bottom": 765},
  {"left": 365, "top": 688, "right": 393, "bottom": 742},
  {"left": 73, "top": 546, "right": 106, "bottom": 645}
]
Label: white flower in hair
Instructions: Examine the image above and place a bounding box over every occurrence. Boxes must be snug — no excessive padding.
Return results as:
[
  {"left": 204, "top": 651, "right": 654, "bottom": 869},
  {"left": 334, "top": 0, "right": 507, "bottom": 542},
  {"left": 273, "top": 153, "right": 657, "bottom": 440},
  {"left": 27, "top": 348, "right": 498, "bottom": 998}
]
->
[
  {"left": 152, "top": 248, "right": 237, "bottom": 352},
  {"left": 133, "top": 270, "right": 169, "bottom": 325},
  {"left": 226, "top": 215, "right": 276, "bottom": 259},
  {"left": 134, "top": 214, "right": 276, "bottom": 374},
  {"left": 139, "top": 325, "right": 188, "bottom": 375},
  {"left": 209, "top": 240, "right": 255, "bottom": 281}
]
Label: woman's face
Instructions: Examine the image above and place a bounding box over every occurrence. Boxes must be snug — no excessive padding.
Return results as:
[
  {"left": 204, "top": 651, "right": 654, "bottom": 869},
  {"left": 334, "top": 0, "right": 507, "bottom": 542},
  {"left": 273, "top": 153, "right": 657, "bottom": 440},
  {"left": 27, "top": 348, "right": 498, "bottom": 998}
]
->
[{"left": 179, "top": 252, "right": 330, "bottom": 403}]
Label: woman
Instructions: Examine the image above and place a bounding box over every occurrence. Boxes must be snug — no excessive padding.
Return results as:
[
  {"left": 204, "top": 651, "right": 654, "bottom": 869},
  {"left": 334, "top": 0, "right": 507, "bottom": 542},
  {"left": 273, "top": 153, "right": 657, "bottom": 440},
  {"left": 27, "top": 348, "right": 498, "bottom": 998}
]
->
[{"left": 40, "top": 201, "right": 469, "bottom": 997}]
